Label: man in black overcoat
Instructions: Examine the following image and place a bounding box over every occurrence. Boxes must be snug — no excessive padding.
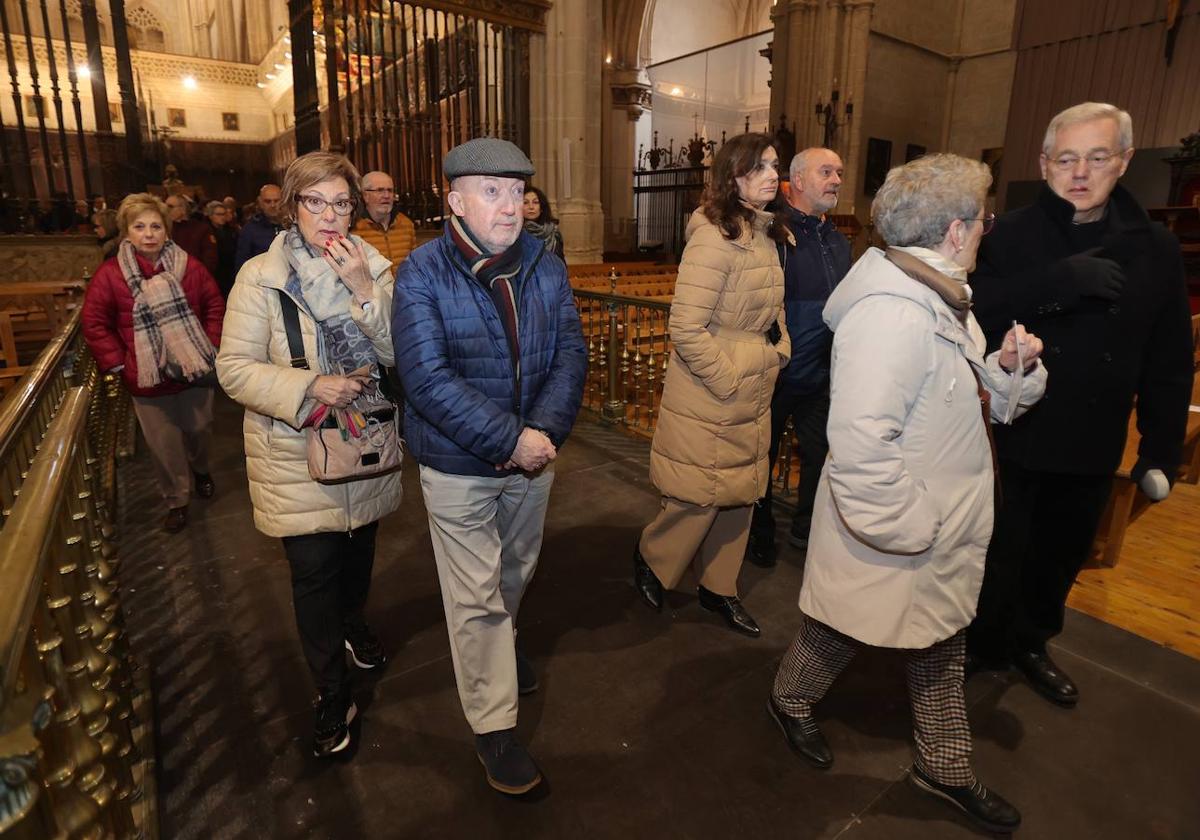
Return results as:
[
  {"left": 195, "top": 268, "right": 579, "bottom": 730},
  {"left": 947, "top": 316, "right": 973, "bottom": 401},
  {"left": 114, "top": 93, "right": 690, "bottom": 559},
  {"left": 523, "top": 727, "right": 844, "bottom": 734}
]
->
[{"left": 967, "top": 102, "right": 1194, "bottom": 707}]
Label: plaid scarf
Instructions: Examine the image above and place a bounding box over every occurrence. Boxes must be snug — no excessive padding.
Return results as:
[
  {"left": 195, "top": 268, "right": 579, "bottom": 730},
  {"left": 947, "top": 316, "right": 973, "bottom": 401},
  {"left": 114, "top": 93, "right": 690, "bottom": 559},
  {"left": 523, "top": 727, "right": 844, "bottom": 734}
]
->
[
  {"left": 119, "top": 239, "right": 216, "bottom": 388},
  {"left": 449, "top": 215, "right": 524, "bottom": 375}
]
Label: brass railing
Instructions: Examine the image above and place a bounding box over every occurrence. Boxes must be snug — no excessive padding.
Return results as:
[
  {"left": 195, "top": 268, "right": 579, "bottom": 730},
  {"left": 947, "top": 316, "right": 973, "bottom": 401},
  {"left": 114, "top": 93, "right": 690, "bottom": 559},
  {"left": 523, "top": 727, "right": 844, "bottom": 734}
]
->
[
  {"left": 571, "top": 284, "right": 808, "bottom": 507},
  {"left": 0, "top": 315, "right": 151, "bottom": 838}
]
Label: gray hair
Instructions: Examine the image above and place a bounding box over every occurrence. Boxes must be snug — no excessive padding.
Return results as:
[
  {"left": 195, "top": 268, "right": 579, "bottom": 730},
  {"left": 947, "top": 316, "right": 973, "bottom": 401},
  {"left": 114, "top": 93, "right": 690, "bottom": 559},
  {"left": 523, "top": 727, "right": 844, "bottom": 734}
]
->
[
  {"left": 1042, "top": 102, "right": 1133, "bottom": 155},
  {"left": 872, "top": 153, "right": 992, "bottom": 248},
  {"left": 203, "top": 200, "right": 225, "bottom": 218},
  {"left": 788, "top": 147, "right": 837, "bottom": 183}
]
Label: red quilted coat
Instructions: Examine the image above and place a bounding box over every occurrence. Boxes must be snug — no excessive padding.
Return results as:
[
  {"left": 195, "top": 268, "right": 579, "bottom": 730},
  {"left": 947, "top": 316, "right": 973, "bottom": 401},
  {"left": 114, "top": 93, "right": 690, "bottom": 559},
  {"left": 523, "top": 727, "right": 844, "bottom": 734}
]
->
[{"left": 82, "top": 250, "right": 226, "bottom": 398}]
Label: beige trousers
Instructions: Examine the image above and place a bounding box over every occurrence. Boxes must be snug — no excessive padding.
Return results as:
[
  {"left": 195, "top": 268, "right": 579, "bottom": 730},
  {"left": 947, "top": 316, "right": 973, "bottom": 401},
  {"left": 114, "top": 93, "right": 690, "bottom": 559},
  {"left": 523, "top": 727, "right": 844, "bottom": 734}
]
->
[
  {"left": 419, "top": 464, "right": 555, "bottom": 734},
  {"left": 639, "top": 497, "right": 752, "bottom": 597},
  {"left": 131, "top": 387, "right": 214, "bottom": 509}
]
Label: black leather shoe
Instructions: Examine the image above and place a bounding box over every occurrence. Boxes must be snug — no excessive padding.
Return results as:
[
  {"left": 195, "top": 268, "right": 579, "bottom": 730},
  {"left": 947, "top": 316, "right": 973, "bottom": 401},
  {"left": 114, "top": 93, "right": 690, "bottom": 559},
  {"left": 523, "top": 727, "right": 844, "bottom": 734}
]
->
[
  {"left": 516, "top": 647, "right": 539, "bottom": 695},
  {"left": 163, "top": 506, "right": 187, "bottom": 533},
  {"left": 1013, "top": 650, "right": 1079, "bottom": 707},
  {"left": 193, "top": 471, "right": 215, "bottom": 499},
  {"left": 475, "top": 729, "right": 542, "bottom": 795},
  {"left": 909, "top": 765, "right": 1021, "bottom": 834},
  {"left": 697, "top": 585, "right": 760, "bottom": 637},
  {"left": 767, "top": 696, "right": 832, "bottom": 768},
  {"left": 745, "top": 530, "right": 777, "bottom": 568},
  {"left": 633, "top": 546, "right": 663, "bottom": 612}
]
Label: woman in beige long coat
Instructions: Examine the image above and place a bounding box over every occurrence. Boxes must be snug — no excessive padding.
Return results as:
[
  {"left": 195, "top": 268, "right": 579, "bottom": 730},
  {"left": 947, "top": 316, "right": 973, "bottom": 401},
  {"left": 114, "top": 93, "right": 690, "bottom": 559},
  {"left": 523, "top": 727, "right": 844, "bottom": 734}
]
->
[
  {"left": 217, "top": 151, "right": 401, "bottom": 759},
  {"left": 633, "top": 132, "right": 792, "bottom": 637},
  {"left": 767, "top": 154, "right": 1047, "bottom": 835}
]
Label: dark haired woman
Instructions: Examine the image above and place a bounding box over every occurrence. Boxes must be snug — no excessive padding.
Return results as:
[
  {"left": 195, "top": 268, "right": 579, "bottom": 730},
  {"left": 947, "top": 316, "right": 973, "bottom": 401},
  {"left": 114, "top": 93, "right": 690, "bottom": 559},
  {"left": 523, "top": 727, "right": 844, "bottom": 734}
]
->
[
  {"left": 521, "top": 185, "right": 565, "bottom": 261},
  {"left": 632, "top": 132, "right": 792, "bottom": 636}
]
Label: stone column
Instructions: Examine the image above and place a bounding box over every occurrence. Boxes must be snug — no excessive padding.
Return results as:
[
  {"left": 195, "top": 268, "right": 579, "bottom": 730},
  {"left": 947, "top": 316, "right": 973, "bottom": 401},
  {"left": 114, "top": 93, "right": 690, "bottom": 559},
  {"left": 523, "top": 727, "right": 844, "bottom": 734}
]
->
[
  {"left": 603, "top": 67, "right": 651, "bottom": 254},
  {"left": 528, "top": 0, "right": 604, "bottom": 263},
  {"left": 836, "top": 0, "right": 873, "bottom": 214}
]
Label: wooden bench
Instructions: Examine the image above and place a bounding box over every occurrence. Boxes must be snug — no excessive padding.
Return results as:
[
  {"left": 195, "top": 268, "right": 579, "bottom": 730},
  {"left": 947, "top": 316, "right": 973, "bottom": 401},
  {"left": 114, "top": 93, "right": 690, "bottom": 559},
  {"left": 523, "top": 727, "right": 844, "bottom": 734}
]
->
[
  {"left": 568, "top": 261, "right": 669, "bottom": 279},
  {"left": 0, "top": 281, "right": 85, "bottom": 364}
]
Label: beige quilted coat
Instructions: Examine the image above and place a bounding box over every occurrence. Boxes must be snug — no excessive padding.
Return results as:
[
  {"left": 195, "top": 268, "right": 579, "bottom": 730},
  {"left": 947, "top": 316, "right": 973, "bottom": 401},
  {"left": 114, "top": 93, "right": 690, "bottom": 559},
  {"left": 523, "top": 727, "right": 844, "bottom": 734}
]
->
[
  {"left": 216, "top": 233, "right": 402, "bottom": 538},
  {"left": 649, "top": 207, "right": 790, "bottom": 507}
]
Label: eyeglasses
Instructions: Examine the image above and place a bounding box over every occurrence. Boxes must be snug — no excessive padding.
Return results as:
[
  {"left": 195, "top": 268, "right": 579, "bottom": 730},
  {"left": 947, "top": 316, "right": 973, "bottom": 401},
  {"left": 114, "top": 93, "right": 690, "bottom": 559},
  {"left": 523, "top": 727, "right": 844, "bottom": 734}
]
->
[
  {"left": 362, "top": 187, "right": 395, "bottom": 195},
  {"left": 963, "top": 212, "right": 995, "bottom": 234},
  {"left": 1045, "top": 152, "right": 1121, "bottom": 172},
  {"left": 297, "top": 194, "right": 356, "bottom": 216}
]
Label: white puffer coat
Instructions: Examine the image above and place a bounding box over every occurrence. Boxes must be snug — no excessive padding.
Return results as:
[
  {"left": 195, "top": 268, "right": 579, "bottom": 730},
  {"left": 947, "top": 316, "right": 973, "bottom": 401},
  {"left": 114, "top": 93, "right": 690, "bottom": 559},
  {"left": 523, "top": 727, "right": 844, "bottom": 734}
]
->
[
  {"left": 798, "top": 248, "right": 1048, "bottom": 648},
  {"left": 216, "top": 233, "right": 402, "bottom": 538}
]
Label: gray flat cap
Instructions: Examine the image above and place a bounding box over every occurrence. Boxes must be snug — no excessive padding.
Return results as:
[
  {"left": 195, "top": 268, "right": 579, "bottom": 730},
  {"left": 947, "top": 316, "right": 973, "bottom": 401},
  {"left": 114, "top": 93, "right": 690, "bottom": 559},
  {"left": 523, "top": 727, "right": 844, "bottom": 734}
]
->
[{"left": 443, "top": 138, "right": 535, "bottom": 180}]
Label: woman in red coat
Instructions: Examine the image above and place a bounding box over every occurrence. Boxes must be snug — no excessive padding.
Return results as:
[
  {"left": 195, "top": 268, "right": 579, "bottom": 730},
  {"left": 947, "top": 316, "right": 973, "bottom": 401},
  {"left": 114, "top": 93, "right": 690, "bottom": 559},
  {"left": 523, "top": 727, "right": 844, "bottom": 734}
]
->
[{"left": 82, "top": 192, "right": 225, "bottom": 533}]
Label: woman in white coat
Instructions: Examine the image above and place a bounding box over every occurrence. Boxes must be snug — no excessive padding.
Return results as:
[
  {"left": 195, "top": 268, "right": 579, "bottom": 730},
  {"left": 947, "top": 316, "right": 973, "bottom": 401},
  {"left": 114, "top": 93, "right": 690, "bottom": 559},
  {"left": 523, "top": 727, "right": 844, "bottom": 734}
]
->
[
  {"left": 217, "top": 151, "right": 401, "bottom": 758},
  {"left": 767, "top": 154, "right": 1046, "bottom": 835}
]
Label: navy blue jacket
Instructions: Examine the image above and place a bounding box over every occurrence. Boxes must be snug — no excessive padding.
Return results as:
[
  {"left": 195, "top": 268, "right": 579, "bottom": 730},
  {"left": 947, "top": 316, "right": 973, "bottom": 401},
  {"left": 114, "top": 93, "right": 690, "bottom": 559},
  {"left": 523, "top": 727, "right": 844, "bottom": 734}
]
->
[
  {"left": 778, "top": 205, "right": 851, "bottom": 392},
  {"left": 234, "top": 213, "right": 285, "bottom": 277},
  {"left": 391, "top": 225, "right": 588, "bottom": 477}
]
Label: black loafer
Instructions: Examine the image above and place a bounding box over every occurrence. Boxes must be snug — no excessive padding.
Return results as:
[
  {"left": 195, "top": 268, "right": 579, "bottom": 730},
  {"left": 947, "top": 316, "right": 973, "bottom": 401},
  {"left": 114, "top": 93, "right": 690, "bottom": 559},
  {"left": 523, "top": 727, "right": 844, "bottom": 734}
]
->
[
  {"left": 697, "top": 585, "right": 760, "bottom": 637},
  {"left": 745, "top": 530, "right": 777, "bottom": 568},
  {"left": 909, "top": 765, "right": 1021, "bottom": 834},
  {"left": 767, "top": 695, "right": 832, "bottom": 768},
  {"left": 163, "top": 506, "right": 187, "bottom": 533},
  {"left": 633, "top": 546, "right": 663, "bottom": 612},
  {"left": 1013, "top": 650, "right": 1079, "bottom": 707},
  {"left": 193, "top": 471, "right": 215, "bottom": 499},
  {"left": 475, "top": 729, "right": 542, "bottom": 795},
  {"left": 516, "top": 648, "right": 539, "bottom": 695}
]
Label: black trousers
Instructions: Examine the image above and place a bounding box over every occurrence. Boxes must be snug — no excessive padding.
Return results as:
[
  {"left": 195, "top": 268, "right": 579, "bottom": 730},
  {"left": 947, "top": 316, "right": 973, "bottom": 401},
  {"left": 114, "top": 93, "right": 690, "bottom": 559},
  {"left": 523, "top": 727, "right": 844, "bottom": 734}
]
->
[
  {"left": 281, "top": 521, "right": 379, "bottom": 693},
  {"left": 968, "top": 462, "right": 1113, "bottom": 660},
  {"left": 751, "top": 385, "right": 830, "bottom": 544}
]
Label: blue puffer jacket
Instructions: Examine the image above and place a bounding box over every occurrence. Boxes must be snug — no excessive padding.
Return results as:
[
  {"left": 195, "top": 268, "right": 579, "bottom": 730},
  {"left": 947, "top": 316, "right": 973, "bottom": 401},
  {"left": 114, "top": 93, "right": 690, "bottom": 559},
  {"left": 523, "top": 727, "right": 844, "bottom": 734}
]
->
[
  {"left": 392, "top": 225, "right": 588, "bottom": 477},
  {"left": 779, "top": 206, "right": 851, "bottom": 393}
]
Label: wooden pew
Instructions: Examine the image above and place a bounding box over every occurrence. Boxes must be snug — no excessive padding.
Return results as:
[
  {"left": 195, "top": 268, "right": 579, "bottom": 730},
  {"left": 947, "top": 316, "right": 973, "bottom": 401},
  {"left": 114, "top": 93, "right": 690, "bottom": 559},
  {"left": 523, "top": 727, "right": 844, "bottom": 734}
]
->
[
  {"left": 0, "top": 312, "right": 28, "bottom": 398},
  {"left": 0, "top": 281, "right": 85, "bottom": 364}
]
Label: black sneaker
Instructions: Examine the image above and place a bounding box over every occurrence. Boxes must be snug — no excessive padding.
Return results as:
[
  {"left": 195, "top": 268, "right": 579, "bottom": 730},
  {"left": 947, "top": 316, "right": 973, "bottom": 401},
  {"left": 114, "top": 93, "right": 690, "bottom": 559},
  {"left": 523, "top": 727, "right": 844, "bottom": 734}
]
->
[
  {"left": 909, "top": 765, "right": 1021, "bottom": 833},
  {"left": 516, "top": 648, "right": 539, "bottom": 695},
  {"left": 312, "top": 687, "right": 357, "bottom": 758},
  {"left": 475, "top": 729, "right": 542, "bottom": 795},
  {"left": 344, "top": 617, "right": 387, "bottom": 670}
]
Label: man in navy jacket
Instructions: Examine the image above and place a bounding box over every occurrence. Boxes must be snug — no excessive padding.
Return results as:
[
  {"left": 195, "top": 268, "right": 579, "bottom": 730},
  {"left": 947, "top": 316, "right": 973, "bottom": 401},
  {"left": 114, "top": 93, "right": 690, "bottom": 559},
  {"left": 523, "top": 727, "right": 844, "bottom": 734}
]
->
[
  {"left": 747, "top": 147, "right": 851, "bottom": 567},
  {"left": 392, "top": 138, "right": 586, "bottom": 796}
]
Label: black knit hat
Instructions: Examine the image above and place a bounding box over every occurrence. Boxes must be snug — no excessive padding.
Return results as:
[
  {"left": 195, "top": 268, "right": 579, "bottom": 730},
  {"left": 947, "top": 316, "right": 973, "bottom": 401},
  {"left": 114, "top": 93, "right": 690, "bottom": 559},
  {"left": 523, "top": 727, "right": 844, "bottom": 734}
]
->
[{"left": 443, "top": 138, "right": 535, "bottom": 180}]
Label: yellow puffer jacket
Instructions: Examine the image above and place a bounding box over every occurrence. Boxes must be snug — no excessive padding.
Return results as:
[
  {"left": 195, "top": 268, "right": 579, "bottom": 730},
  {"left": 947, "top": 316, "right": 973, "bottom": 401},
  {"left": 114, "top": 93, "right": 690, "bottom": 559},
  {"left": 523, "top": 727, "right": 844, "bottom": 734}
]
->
[
  {"left": 216, "top": 232, "right": 402, "bottom": 538},
  {"left": 353, "top": 212, "right": 416, "bottom": 273},
  {"left": 649, "top": 207, "right": 791, "bottom": 507}
]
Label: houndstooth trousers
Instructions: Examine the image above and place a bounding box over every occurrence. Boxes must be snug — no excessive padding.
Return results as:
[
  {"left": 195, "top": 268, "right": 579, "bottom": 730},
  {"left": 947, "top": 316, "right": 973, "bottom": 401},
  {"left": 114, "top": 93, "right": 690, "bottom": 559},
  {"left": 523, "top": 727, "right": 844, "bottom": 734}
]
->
[{"left": 773, "top": 615, "right": 975, "bottom": 787}]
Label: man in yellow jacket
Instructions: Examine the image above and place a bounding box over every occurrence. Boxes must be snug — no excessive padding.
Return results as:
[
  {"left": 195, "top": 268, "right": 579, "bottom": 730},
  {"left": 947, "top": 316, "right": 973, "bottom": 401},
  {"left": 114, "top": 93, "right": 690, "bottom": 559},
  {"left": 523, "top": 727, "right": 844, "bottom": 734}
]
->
[{"left": 352, "top": 170, "right": 416, "bottom": 272}]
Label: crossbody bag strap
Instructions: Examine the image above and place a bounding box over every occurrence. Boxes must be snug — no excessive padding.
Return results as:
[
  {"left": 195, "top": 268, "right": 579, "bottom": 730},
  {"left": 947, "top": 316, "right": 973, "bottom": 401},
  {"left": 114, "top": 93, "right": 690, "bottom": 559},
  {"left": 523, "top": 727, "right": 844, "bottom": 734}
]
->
[{"left": 276, "top": 290, "right": 309, "bottom": 370}]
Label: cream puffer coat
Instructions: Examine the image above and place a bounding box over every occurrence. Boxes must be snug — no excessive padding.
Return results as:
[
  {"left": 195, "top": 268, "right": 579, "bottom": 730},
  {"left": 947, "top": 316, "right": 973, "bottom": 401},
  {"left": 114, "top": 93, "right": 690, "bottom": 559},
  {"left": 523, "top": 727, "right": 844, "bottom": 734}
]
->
[
  {"left": 649, "top": 207, "right": 791, "bottom": 507},
  {"left": 216, "top": 232, "right": 402, "bottom": 538},
  {"left": 798, "top": 248, "right": 1047, "bottom": 648}
]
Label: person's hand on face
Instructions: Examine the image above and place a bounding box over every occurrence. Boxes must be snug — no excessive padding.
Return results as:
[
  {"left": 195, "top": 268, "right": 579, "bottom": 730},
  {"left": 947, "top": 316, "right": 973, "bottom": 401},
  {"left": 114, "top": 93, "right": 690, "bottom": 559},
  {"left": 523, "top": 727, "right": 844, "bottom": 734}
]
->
[{"left": 296, "top": 177, "right": 374, "bottom": 301}]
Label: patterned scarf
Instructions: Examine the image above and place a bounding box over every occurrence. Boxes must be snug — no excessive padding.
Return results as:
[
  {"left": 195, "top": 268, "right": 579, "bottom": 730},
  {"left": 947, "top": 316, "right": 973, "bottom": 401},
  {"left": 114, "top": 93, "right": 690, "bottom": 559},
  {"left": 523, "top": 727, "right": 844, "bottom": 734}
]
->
[
  {"left": 119, "top": 239, "right": 215, "bottom": 388},
  {"left": 523, "top": 219, "right": 559, "bottom": 251},
  {"left": 449, "top": 214, "right": 524, "bottom": 374}
]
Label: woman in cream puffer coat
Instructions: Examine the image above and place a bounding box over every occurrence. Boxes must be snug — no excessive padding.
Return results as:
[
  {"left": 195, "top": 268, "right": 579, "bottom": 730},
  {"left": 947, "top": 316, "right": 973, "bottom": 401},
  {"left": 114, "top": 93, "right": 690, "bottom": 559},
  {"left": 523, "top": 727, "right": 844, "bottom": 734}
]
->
[
  {"left": 633, "top": 132, "right": 791, "bottom": 638},
  {"left": 217, "top": 151, "right": 401, "bottom": 759}
]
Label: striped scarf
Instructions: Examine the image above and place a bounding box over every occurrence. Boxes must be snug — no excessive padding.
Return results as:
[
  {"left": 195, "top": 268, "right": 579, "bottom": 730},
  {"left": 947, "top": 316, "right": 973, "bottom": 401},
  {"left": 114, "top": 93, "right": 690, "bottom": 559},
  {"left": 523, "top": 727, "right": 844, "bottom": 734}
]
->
[
  {"left": 449, "top": 215, "right": 523, "bottom": 375},
  {"left": 119, "top": 239, "right": 216, "bottom": 388}
]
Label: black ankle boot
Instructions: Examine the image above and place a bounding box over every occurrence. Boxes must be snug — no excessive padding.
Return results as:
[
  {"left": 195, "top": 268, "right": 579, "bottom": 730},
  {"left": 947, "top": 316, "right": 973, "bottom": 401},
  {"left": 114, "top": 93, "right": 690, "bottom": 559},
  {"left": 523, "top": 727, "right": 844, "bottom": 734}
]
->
[
  {"left": 633, "top": 546, "right": 663, "bottom": 611},
  {"left": 697, "top": 585, "right": 760, "bottom": 637}
]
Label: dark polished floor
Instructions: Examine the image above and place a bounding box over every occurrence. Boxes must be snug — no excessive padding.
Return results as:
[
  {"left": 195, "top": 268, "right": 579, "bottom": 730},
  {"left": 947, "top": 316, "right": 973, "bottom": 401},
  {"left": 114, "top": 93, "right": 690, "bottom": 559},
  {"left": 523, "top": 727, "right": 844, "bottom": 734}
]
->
[{"left": 119, "top": 395, "right": 1200, "bottom": 840}]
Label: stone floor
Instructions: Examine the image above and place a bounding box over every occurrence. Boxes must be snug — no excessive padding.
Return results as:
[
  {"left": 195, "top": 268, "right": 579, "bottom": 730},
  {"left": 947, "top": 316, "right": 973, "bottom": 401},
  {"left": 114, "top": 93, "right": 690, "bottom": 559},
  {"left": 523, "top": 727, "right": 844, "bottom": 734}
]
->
[{"left": 118, "top": 395, "right": 1200, "bottom": 840}]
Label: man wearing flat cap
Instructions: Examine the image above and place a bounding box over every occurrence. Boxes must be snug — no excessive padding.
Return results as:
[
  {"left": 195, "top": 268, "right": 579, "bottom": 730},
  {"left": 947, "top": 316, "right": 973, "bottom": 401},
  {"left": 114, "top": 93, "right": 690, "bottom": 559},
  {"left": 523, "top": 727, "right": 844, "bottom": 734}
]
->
[{"left": 392, "top": 138, "right": 587, "bottom": 795}]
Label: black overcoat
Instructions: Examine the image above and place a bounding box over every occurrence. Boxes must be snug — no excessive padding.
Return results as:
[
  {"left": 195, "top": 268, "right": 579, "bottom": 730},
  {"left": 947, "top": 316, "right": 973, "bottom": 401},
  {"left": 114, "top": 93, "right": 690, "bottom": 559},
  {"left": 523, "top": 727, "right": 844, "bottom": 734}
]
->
[{"left": 969, "top": 183, "right": 1193, "bottom": 478}]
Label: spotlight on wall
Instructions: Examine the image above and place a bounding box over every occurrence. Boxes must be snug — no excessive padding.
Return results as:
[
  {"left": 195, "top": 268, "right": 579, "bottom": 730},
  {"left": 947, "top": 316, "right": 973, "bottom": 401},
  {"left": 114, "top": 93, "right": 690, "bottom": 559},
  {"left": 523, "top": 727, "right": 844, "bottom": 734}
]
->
[
  {"left": 284, "top": 35, "right": 291, "bottom": 44},
  {"left": 670, "top": 86, "right": 682, "bottom": 96},
  {"left": 78, "top": 65, "right": 91, "bottom": 79},
  {"left": 182, "top": 75, "right": 197, "bottom": 90},
  {"left": 284, "top": 52, "right": 292, "bottom": 60},
  {"left": 256, "top": 82, "right": 266, "bottom": 88},
  {"left": 265, "top": 73, "right": 276, "bottom": 80},
  {"left": 274, "top": 63, "right": 284, "bottom": 70}
]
